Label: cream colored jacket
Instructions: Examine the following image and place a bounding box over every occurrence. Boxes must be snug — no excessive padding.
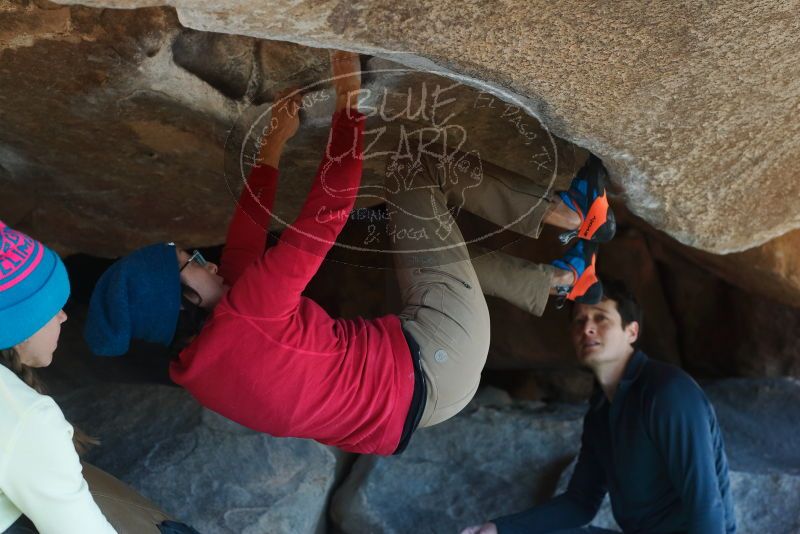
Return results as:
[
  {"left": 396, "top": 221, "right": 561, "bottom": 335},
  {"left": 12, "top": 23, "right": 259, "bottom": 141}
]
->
[{"left": 0, "top": 365, "right": 115, "bottom": 533}]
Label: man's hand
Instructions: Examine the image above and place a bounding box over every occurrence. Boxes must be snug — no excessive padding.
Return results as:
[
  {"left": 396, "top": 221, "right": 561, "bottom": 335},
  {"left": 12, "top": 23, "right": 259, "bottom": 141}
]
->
[
  {"left": 329, "top": 49, "right": 361, "bottom": 113},
  {"left": 460, "top": 523, "right": 498, "bottom": 534},
  {"left": 257, "top": 88, "right": 302, "bottom": 167}
]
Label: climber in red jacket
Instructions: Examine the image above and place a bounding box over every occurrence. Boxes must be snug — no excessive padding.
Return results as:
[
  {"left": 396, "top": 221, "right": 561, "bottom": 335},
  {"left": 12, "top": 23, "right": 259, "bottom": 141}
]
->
[{"left": 84, "top": 51, "right": 615, "bottom": 455}]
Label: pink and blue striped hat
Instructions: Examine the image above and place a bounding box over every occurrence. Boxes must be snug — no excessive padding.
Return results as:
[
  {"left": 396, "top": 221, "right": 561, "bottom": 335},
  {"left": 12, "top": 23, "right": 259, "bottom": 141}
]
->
[{"left": 0, "top": 221, "right": 70, "bottom": 349}]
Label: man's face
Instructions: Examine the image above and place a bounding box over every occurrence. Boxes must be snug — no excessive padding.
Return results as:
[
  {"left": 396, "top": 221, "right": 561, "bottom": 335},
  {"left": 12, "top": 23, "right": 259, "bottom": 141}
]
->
[{"left": 571, "top": 298, "right": 639, "bottom": 367}]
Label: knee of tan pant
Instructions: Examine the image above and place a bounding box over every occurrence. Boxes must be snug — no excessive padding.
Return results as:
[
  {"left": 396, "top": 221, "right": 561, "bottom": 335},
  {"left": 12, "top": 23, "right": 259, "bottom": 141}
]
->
[
  {"left": 446, "top": 297, "right": 490, "bottom": 381},
  {"left": 445, "top": 283, "right": 490, "bottom": 359},
  {"left": 422, "top": 377, "right": 481, "bottom": 428},
  {"left": 461, "top": 346, "right": 488, "bottom": 389},
  {"left": 467, "top": 292, "right": 491, "bottom": 354}
]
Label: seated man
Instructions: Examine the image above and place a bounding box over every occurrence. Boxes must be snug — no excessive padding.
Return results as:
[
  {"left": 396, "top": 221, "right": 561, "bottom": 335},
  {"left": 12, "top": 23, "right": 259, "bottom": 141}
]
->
[{"left": 462, "top": 280, "right": 736, "bottom": 534}]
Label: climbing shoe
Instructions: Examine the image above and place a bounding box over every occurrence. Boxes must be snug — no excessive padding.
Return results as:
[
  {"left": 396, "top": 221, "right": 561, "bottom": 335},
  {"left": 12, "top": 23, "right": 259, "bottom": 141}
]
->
[
  {"left": 552, "top": 240, "right": 603, "bottom": 308},
  {"left": 557, "top": 154, "right": 616, "bottom": 244}
]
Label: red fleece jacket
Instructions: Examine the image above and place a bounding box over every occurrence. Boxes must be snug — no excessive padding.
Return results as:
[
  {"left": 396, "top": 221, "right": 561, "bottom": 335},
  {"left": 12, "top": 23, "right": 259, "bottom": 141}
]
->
[{"left": 169, "top": 111, "right": 415, "bottom": 455}]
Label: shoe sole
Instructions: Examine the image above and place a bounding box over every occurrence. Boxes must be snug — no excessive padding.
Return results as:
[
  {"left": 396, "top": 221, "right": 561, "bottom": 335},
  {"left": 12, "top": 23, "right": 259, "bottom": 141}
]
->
[
  {"left": 567, "top": 241, "right": 601, "bottom": 301},
  {"left": 578, "top": 157, "right": 616, "bottom": 243}
]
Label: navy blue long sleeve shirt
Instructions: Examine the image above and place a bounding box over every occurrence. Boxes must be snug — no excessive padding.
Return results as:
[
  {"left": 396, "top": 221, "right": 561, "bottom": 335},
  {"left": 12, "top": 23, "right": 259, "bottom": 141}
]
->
[{"left": 494, "top": 351, "right": 736, "bottom": 534}]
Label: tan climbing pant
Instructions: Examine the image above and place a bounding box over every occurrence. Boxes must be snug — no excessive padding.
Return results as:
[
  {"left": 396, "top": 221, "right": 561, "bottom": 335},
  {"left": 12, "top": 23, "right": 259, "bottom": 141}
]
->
[
  {"left": 385, "top": 144, "right": 556, "bottom": 428},
  {"left": 83, "top": 463, "right": 170, "bottom": 534}
]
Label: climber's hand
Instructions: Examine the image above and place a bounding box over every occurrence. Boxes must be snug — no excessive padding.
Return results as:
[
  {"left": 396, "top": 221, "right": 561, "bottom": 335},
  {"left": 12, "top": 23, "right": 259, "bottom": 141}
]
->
[
  {"left": 267, "top": 88, "right": 302, "bottom": 143},
  {"left": 330, "top": 49, "right": 361, "bottom": 113},
  {"left": 257, "top": 88, "right": 302, "bottom": 167}
]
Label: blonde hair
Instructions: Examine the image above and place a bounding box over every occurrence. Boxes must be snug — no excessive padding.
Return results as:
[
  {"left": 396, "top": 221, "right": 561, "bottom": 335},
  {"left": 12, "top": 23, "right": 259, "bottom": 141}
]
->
[{"left": 0, "top": 347, "right": 99, "bottom": 455}]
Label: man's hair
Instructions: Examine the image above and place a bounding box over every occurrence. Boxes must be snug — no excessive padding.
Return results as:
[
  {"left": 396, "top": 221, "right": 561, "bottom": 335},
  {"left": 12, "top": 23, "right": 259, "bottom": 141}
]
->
[{"left": 601, "top": 278, "right": 643, "bottom": 331}]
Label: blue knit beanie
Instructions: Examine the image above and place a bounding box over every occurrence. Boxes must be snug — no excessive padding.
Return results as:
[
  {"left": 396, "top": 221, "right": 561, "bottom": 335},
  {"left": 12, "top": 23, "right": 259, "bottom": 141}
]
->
[
  {"left": 84, "top": 243, "right": 181, "bottom": 356},
  {"left": 0, "top": 221, "right": 70, "bottom": 349}
]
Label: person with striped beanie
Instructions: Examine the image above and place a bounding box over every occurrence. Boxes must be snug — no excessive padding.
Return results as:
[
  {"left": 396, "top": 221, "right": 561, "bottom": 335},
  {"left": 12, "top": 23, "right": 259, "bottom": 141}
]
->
[{"left": 0, "top": 221, "right": 197, "bottom": 534}]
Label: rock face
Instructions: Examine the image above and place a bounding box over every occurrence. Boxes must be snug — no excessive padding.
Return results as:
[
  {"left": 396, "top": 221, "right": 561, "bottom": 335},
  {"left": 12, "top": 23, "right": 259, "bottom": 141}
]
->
[
  {"left": 3, "top": 0, "right": 800, "bottom": 307},
  {"left": 0, "top": 0, "right": 582, "bottom": 258},
  {"left": 332, "top": 380, "right": 800, "bottom": 533},
  {"left": 58, "top": 384, "right": 337, "bottom": 534},
  {"left": 649, "top": 234, "right": 800, "bottom": 378},
  {"left": 685, "top": 228, "right": 800, "bottom": 309},
  {"left": 46, "top": 0, "right": 800, "bottom": 255},
  {"left": 1, "top": 3, "right": 237, "bottom": 254},
  {"left": 331, "top": 390, "right": 585, "bottom": 533}
]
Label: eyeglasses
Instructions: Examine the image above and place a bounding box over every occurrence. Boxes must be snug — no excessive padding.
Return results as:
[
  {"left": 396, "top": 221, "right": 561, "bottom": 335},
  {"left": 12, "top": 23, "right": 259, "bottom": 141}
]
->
[{"left": 180, "top": 249, "right": 208, "bottom": 272}]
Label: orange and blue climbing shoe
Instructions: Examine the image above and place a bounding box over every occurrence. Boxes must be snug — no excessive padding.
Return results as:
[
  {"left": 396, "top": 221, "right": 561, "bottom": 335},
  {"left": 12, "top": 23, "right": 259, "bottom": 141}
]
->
[
  {"left": 558, "top": 155, "right": 616, "bottom": 245},
  {"left": 552, "top": 240, "right": 603, "bottom": 308}
]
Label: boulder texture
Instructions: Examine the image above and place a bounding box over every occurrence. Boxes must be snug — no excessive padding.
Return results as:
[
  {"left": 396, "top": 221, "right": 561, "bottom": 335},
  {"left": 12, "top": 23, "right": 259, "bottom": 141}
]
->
[
  {"left": 3, "top": 0, "right": 800, "bottom": 306},
  {"left": 645, "top": 232, "right": 800, "bottom": 378},
  {"left": 1, "top": 3, "right": 239, "bottom": 254},
  {"left": 681, "top": 228, "right": 800, "bottom": 309},
  {"left": 331, "top": 389, "right": 585, "bottom": 533},
  {"left": 47, "top": 0, "right": 800, "bottom": 255},
  {"left": 0, "top": 0, "right": 582, "bottom": 258},
  {"left": 58, "top": 384, "right": 338, "bottom": 534},
  {"left": 331, "top": 380, "right": 800, "bottom": 533}
]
